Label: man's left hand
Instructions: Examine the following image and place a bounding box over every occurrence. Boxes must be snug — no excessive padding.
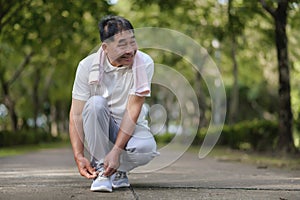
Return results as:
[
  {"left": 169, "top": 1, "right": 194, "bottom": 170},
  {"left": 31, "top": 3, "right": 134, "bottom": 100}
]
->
[{"left": 103, "top": 148, "right": 122, "bottom": 177}]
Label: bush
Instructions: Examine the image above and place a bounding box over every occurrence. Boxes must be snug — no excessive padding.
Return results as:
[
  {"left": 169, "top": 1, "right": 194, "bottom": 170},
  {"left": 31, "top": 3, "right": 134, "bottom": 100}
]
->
[
  {"left": 0, "top": 129, "right": 61, "bottom": 147},
  {"left": 154, "top": 132, "right": 175, "bottom": 144},
  {"left": 195, "top": 119, "right": 278, "bottom": 151},
  {"left": 225, "top": 120, "right": 277, "bottom": 151}
]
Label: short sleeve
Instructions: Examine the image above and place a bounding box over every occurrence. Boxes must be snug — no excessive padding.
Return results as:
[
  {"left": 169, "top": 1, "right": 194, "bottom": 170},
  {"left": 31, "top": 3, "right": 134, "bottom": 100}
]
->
[
  {"left": 72, "top": 62, "right": 90, "bottom": 101},
  {"left": 144, "top": 59, "right": 154, "bottom": 97}
]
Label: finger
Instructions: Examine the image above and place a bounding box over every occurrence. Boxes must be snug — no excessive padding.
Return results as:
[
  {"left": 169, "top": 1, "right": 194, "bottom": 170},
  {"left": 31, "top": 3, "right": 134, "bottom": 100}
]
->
[
  {"left": 103, "top": 162, "right": 108, "bottom": 170},
  {"left": 86, "top": 164, "right": 97, "bottom": 176},
  {"left": 80, "top": 168, "right": 96, "bottom": 179},
  {"left": 104, "top": 167, "right": 116, "bottom": 177},
  {"left": 84, "top": 169, "right": 97, "bottom": 179}
]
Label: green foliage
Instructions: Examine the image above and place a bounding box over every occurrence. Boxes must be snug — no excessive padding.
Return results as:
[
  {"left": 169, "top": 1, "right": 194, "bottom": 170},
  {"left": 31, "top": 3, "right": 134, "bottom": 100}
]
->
[
  {"left": 0, "top": 0, "right": 112, "bottom": 131},
  {"left": 218, "top": 119, "right": 278, "bottom": 151},
  {"left": 0, "top": 129, "right": 60, "bottom": 147},
  {"left": 153, "top": 133, "right": 175, "bottom": 144},
  {"left": 193, "top": 120, "right": 279, "bottom": 151},
  {"left": 224, "top": 82, "right": 278, "bottom": 121},
  {"left": 0, "top": 0, "right": 300, "bottom": 152}
]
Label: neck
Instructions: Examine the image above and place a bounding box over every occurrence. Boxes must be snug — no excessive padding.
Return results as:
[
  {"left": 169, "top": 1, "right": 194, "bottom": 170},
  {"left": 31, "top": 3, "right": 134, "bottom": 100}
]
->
[{"left": 107, "top": 57, "right": 122, "bottom": 67}]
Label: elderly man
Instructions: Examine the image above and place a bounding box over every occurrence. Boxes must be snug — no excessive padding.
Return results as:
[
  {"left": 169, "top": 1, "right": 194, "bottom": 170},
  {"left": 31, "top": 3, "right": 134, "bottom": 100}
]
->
[{"left": 69, "top": 15, "right": 158, "bottom": 192}]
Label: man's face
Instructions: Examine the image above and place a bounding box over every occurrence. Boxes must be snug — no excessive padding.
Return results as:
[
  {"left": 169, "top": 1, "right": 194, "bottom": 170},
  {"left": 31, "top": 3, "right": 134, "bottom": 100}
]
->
[{"left": 103, "top": 30, "right": 137, "bottom": 67}]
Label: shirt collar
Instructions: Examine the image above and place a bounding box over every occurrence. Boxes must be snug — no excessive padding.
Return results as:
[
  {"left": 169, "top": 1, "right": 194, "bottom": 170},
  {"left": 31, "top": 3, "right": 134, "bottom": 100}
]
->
[{"left": 91, "top": 47, "right": 130, "bottom": 72}]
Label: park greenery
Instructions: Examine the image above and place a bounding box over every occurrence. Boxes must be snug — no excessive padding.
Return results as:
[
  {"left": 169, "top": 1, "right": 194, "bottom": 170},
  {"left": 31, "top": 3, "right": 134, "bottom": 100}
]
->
[{"left": 0, "top": 0, "right": 300, "bottom": 154}]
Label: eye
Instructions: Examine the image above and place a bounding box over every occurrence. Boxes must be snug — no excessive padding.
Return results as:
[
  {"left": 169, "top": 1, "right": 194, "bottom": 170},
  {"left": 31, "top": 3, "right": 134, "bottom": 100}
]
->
[
  {"left": 130, "top": 40, "right": 136, "bottom": 46},
  {"left": 118, "top": 43, "right": 126, "bottom": 47}
]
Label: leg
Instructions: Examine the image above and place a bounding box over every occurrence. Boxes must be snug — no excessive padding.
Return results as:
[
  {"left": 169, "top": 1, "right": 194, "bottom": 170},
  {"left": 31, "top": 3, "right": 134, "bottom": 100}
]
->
[
  {"left": 82, "top": 96, "right": 119, "bottom": 165},
  {"left": 118, "top": 125, "right": 158, "bottom": 172}
]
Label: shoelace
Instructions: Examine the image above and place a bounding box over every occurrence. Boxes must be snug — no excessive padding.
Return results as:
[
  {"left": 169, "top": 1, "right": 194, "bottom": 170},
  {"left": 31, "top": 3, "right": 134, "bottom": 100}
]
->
[
  {"left": 114, "top": 171, "right": 127, "bottom": 180},
  {"left": 95, "top": 170, "right": 109, "bottom": 181}
]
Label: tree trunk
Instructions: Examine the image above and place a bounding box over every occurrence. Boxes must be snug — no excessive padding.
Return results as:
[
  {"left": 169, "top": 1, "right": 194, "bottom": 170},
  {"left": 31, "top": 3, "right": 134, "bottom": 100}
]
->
[
  {"left": 274, "top": 2, "right": 295, "bottom": 152},
  {"left": 228, "top": 0, "right": 239, "bottom": 124},
  {"left": 260, "top": 0, "right": 296, "bottom": 153},
  {"left": 0, "top": 66, "right": 18, "bottom": 131},
  {"left": 32, "top": 68, "right": 41, "bottom": 129},
  {"left": 1, "top": 83, "right": 18, "bottom": 131},
  {"left": 229, "top": 37, "right": 239, "bottom": 124},
  {"left": 195, "top": 72, "right": 207, "bottom": 128}
]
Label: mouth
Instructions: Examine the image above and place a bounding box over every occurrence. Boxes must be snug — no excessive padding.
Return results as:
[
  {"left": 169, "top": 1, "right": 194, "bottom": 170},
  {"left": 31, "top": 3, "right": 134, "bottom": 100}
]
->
[
  {"left": 119, "top": 54, "right": 134, "bottom": 63},
  {"left": 120, "top": 54, "right": 134, "bottom": 59}
]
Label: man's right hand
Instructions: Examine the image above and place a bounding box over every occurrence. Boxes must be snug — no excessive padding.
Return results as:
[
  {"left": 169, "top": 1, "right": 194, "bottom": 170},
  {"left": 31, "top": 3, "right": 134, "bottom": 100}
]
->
[{"left": 75, "top": 156, "right": 97, "bottom": 179}]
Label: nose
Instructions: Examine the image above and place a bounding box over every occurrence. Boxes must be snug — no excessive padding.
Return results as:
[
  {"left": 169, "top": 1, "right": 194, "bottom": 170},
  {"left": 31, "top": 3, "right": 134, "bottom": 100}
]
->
[{"left": 125, "top": 44, "right": 136, "bottom": 54}]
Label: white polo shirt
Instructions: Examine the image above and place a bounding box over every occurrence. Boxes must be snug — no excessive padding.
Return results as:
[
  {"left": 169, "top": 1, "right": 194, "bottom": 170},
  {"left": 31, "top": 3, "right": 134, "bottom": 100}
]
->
[{"left": 72, "top": 50, "right": 154, "bottom": 127}]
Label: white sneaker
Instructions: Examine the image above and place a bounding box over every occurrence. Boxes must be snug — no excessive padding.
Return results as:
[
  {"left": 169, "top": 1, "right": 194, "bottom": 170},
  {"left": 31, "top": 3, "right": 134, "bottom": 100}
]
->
[
  {"left": 90, "top": 170, "right": 112, "bottom": 192},
  {"left": 112, "top": 171, "right": 130, "bottom": 189}
]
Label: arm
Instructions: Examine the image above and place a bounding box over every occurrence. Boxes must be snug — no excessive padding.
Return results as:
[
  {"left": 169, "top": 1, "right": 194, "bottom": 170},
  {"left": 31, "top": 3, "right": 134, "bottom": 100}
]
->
[
  {"left": 103, "top": 95, "right": 145, "bottom": 176},
  {"left": 69, "top": 99, "right": 97, "bottom": 179}
]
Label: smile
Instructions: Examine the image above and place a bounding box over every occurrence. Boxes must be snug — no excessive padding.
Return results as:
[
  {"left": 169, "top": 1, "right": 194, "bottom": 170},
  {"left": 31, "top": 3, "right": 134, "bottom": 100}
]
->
[{"left": 120, "top": 54, "right": 133, "bottom": 59}]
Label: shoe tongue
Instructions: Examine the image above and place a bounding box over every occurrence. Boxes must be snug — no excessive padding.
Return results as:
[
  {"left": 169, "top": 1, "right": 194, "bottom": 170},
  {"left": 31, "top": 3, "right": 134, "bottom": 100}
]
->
[{"left": 97, "top": 172, "right": 109, "bottom": 179}]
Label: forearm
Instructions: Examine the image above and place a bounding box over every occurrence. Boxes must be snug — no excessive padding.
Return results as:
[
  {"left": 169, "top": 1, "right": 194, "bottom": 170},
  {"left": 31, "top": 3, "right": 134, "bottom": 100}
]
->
[
  {"left": 69, "top": 99, "right": 97, "bottom": 179},
  {"left": 113, "top": 95, "right": 145, "bottom": 151},
  {"left": 103, "top": 95, "right": 145, "bottom": 176},
  {"left": 69, "top": 114, "right": 85, "bottom": 159},
  {"left": 69, "top": 100, "right": 85, "bottom": 159}
]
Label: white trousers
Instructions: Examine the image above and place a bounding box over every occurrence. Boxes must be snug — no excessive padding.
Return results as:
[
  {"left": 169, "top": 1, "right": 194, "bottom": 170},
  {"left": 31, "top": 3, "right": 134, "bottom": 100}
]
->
[{"left": 82, "top": 96, "right": 157, "bottom": 172}]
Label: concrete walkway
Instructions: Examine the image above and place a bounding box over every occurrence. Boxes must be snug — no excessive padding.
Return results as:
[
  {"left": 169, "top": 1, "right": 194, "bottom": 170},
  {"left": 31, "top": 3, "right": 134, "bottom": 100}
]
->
[{"left": 0, "top": 147, "right": 299, "bottom": 200}]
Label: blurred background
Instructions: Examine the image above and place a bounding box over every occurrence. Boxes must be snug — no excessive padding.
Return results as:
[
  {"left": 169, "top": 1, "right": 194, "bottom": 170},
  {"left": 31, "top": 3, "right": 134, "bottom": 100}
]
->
[{"left": 0, "top": 0, "right": 300, "bottom": 155}]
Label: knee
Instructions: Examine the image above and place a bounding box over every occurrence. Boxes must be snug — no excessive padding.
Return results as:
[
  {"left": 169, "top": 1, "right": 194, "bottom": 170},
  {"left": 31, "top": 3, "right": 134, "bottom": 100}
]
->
[
  {"left": 126, "top": 137, "right": 157, "bottom": 165},
  {"left": 83, "top": 96, "right": 108, "bottom": 116},
  {"left": 135, "top": 139, "right": 156, "bottom": 154}
]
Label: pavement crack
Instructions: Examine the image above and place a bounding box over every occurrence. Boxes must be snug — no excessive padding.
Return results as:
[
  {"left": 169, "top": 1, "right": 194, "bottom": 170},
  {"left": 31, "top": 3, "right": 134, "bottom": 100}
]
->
[{"left": 129, "top": 185, "right": 139, "bottom": 200}]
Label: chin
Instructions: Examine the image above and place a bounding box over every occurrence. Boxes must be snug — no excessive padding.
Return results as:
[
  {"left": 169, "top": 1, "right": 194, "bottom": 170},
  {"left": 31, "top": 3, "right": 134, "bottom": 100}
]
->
[{"left": 121, "top": 60, "right": 134, "bottom": 66}]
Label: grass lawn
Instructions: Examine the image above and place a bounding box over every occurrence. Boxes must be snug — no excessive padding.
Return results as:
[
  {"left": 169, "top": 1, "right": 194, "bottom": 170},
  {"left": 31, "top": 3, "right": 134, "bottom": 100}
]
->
[
  {"left": 194, "top": 145, "right": 300, "bottom": 170},
  {"left": 156, "top": 143, "right": 300, "bottom": 170},
  {"left": 0, "top": 141, "right": 70, "bottom": 157}
]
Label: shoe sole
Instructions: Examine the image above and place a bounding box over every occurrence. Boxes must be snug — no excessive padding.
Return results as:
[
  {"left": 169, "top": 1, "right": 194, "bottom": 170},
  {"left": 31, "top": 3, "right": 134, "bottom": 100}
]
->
[
  {"left": 90, "top": 186, "right": 112, "bottom": 192},
  {"left": 112, "top": 183, "right": 130, "bottom": 189}
]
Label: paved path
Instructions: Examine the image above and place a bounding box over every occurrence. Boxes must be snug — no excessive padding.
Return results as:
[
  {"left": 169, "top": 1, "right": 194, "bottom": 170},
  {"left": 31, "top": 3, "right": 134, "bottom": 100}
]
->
[{"left": 0, "top": 147, "right": 299, "bottom": 200}]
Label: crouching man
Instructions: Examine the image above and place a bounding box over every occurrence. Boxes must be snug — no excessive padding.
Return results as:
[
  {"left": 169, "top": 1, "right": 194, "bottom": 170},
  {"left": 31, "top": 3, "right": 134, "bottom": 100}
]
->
[{"left": 69, "top": 15, "right": 158, "bottom": 192}]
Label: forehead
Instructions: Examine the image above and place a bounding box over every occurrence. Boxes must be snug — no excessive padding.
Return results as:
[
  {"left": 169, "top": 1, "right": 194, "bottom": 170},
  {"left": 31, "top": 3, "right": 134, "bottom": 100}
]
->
[{"left": 112, "top": 30, "right": 135, "bottom": 42}]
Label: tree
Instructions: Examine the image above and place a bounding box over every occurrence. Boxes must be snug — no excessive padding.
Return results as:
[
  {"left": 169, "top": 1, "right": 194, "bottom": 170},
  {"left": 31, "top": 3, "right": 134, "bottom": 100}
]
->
[
  {"left": 0, "top": 0, "right": 33, "bottom": 131},
  {"left": 227, "top": 0, "right": 240, "bottom": 123},
  {"left": 0, "top": 0, "right": 112, "bottom": 132},
  {"left": 260, "top": 0, "right": 296, "bottom": 152}
]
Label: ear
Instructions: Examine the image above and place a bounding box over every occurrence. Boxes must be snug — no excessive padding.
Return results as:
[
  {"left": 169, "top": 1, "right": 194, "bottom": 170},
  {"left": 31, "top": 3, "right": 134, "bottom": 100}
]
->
[{"left": 102, "top": 43, "right": 108, "bottom": 53}]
